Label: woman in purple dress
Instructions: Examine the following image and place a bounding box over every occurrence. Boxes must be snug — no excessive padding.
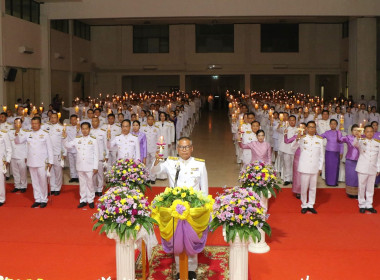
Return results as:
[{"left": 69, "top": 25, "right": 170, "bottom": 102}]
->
[
  {"left": 337, "top": 124, "right": 360, "bottom": 198},
  {"left": 131, "top": 120, "right": 147, "bottom": 165},
  {"left": 320, "top": 119, "right": 344, "bottom": 186}
]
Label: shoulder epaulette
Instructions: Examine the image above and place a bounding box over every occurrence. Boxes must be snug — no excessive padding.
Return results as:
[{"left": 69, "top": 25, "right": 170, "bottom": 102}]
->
[
  {"left": 194, "top": 158, "right": 205, "bottom": 162},
  {"left": 116, "top": 134, "right": 121, "bottom": 137},
  {"left": 316, "top": 135, "right": 323, "bottom": 139},
  {"left": 132, "top": 134, "right": 138, "bottom": 137},
  {"left": 142, "top": 124, "right": 147, "bottom": 126},
  {"left": 246, "top": 131, "right": 252, "bottom": 134},
  {"left": 374, "top": 139, "right": 380, "bottom": 143},
  {"left": 90, "top": 135, "right": 96, "bottom": 139},
  {"left": 43, "top": 130, "right": 49, "bottom": 133},
  {"left": 115, "top": 123, "right": 121, "bottom": 127},
  {"left": 10, "top": 128, "right": 15, "bottom": 131},
  {"left": 168, "top": 156, "right": 179, "bottom": 160},
  {"left": 76, "top": 136, "right": 82, "bottom": 138},
  {"left": 359, "top": 138, "right": 365, "bottom": 140},
  {"left": 22, "top": 129, "right": 30, "bottom": 132},
  {"left": 154, "top": 125, "right": 159, "bottom": 128},
  {"left": 7, "top": 122, "right": 12, "bottom": 125},
  {"left": 101, "top": 128, "right": 106, "bottom": 131},
  {"left": 1, "top": 129, "right": 7, "bottom": 133}
]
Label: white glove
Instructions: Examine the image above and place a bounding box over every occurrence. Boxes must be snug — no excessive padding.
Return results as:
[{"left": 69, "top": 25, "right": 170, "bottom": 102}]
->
[
  {"left": 2, "top": 163, "right": 7, "bottom": 174},
  {"left": 60, "top": 158, "right": 65, "bottom": 168},
  {"left": 46, "top": 169, "right": 51, "bottom": 178}
]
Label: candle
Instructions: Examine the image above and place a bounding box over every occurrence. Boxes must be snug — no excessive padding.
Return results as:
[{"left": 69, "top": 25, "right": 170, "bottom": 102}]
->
[
  {"left": 159, "top": 136, "right": 164, "bottom": 144},
  {"left": 75, "top": 106, "right": 79, "bottom": 113},
  {"left": 95, "top": 103, "right": 99, "bottom": 108},
  {"left": 305, "top": 107, "right": 309, "bottom": 113},
  {"left": 39, "top": 106, "right": 43, "bottom": 112},
  {"left": 23, "top": 108, "right": 28, "bottom": 115},
  {"left": 107, "top": 124, "right": 111, "bottom": 131},
  {"left": 136, "top": 113, "right": 139, "bottom": 119},
  {"left": 108, "top": 109, "right": 112, "bottom": 114},
  {"left": 263, "top": 104, "right": 268, "bottom": 110},
  {"left": 32, "top": 106, "right": 37, "bottom": 115},
  {"left": 285, "top": 121, "right": 289, "bottom": 128},
  {"left": 15, "top": 104, "right": 18, "bottom": 110},
  {"left": 279, "top": 113, "right": 284, "bottom": 122},
  {"left": 340, "top": 115, "right": 344, "bottom": 130},
  {"left": 254, "top": 104, "right": 259, "bottom": 110},
  {"left": 58, "top": 112, "right": 61, "bottom": 119},
  {"left": 2, "top": 106, "right": 7, "bottom": 112},
  {"left": 228, "top": 103, "right": 232, "bottom": 109},
  {"left": 63, "top": 123, "right": 67, "bottom": 132}
]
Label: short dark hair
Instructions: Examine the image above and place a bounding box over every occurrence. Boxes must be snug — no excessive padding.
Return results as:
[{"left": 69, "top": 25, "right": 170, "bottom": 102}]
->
[
  {"left": 289, "top": 115, "right": 296, "bottom": 120},
  {"left": 330, "top": 119, "right": 338, "bottom": 125},
  {"left": 371, "top": 121, "right": 378, "bottom": 126},
  {"left": 70, "top": 114, "right": 78, "bottom": 119},
  {"left": 81, "top": 122, "right": 91, "bottom": 129},
  {"left": 31, "top": 116, "right": 41, "bottom": 123},
  {"left": 108, "top": 113, "right": 115, "bottom": 118},
  {"left": 351, "top": 124, "right": 359, "bottom": 131},
  {"left": 133, "top": 120, "right": 140, "bottom": 126},
  {"left": 14, "top": 117, "right": 23, "bottom": 123},
  {"left": 364, "top": 125, "right": 373, "bottom": 131},
  {"left": 121, "top": 119, "right": 131, "bottom": 126},
  {"left": 87, "top": 109, "right": 94, "bottom": 114},
  {"left": 307, "top": 121, "right": 316, "bottom": 127},
  {"left": 0, "top": 112, "right": 7, "bottom": 117},
  {"left": 252, "top": 120, "right": 261, "bottom": 126},
  {"left": 322, "top": 110, "right": 329, "bottom": 115},
  {"left": 256, "top": 129, "right": 265, "bottom": 136}
]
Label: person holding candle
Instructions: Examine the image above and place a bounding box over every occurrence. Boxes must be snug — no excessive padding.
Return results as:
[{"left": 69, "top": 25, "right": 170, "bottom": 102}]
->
[
  {"left": 131, "top": 120, "right": 147, "bottom": 165},
  {"left": 141, "top": 115, "right": 161, "bottom": 183},
  {"left": 337, "top": 124, "right": 360, "bottom": 198},
  {"left": 319, "top": 119, "right": 344, "bottom": 187},
  {"left": 94, "top": 108, "right": 106, "bottom": 126},
  {"left": 90, "top": 117, "right": 108, "bottom": 197},
  {"left": 66, "top": 115, "right": 80, "bottom": 183},
  {"left": 8, "top": 118, "right": 28, "bottom": 193},
  {"left": 353, "top": 125, "right": 380, "bottom": 214},
  {"left": 296, "top": 121, "right": 324, "bottom": 214},
  {"left": 0, "top": 112, "right": 12, "bottom": 131},
  {"left": 239, "top": 113, "right": 256, "bottom": 165},
  {"left": 63, "top": 122, "right": 99, "bottom": 208},
  {"left": 344, "top": 107, "right": 355, "bottom": 133},
  {"left": 368, "top": 106, "right": 380, "bottom": 125},
  {"left": 238, "top": 129, "right": 271, "bottom": 165},
  {"left": 356, "top": 103, "right": 369, "bottom": 125},
  {"left": 42, "top": 112, "right": 67, "bottom": 195},
  {"left": 15, "top": 117, "right": 54, "bottom": 208},
  {"left": 102, "top": 114, "right": 121, "bottom": 170},
  {"left": 277, "top": 115, "right": 298, "bottom": 185},
  {"left": 62, "top": 101, "right": 79, "bottom": 117}
]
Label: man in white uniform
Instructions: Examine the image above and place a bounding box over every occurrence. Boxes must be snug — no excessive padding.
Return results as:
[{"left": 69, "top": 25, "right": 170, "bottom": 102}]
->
[
  {"left": 141, "top": 115, "right": 160, "bottom": 183},
  {"left": 9, "top": 118, "right": 28, "bottom": 193},
  {"left": 0, "top": 128, "right": 12, "bottom": 206},
  {"left": 63, "top": 122, "right": 99, "bottom": 208},
  {"left": 151, "top": 136, "right": 208, "bottom": 280},
  {"left": 43, "top": 113, "right": 66, "bottom": 195},
  {"left": 107, "top": 119, "right": 140, "bottom": 161},
  {"left": 103, "top": 114, "right": 121, "bottom": 169},
  {"left": 66, "top": 115, "right": 80, "bottom": 182},
  {"left": 296, "top": 121, "right": 324, "bottom": 214},
  {"left": 354, "top": 125, "right": 380, "bottom": 214},
  {"left": 15, "top": 117, "right": 54, "bottom": 208}
]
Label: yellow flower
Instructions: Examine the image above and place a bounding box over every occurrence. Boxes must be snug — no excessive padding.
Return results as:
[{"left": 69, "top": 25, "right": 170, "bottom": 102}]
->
[
  {"left": 256, "top": 176, "right": 261, "bottom": 180},
  {"left": 170, "top": 200, "right": 190, "bottom": 220},
  {"left": 122, "top": 170, "right": 127, "bottom": 174},
  {"left": 238, "top": 214, "right": 243, "bottom": 220},
  {"left": 181, "top": 192, "right": 186, "bottom": 198},
  {"left": 173, "top": 190, "right": 178, "bottom": 195},
  {"left": 262, "top": 168, "right": 268, "bottom": 173},
  {"left": 253, "top": 221, "right": 259, "bottom": 226},
  {"left": 135, "top": 225, "right": 141, "bottom": 231},
  {"left": 189, "top": 189, "right": 195, "bottom": 195},
  {"left": 127, "top": 221, "right": 132, "bottom": 226},
  {"left": 120, "top": 198, "right": 126, "bottom": 205},
  {"left": 255, "top": 166, "right": 260, "bottom": 170},
  {"left": 164, "top": 187, "right": 171, "bottom": 194}
]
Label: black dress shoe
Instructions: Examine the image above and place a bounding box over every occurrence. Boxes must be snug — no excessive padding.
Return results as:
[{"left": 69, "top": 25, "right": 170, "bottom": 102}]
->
[
  {"left": 347, "top": 194, "right": 357, "bottom": 199},
  {"left": 50, "top": 191, "right": 56, "bottom": 196},
  {"left": 301, "top": 208, "right": 308, "bottom": 214},
  {"left": 20, "top": 189, "right": 26, "bottom": 193},
  {"left": 308, "top": 208, "right": 317, "bottom": 214},
  {"left": 295, "top": 194, "right": 301, "bottom": 199},
  {"left": 11, "top": 188, "right": 20, "bottom": 193},
  {"left": 95, "top": 192, "right": 102, "bottom": 197},
  {"left": 31, "top": 202, "right": 41, "bottom": 208},
  {"left": 89, "top": 202, "right": 95, "bottom": 209},
  {"left": 55, "top": 191, "right": 61, "bottom": 196},
  {"left": 176, "top": 273, "right": 180, "bottom": 280},
  {"left": 77, "top": 202, "right": 87, "bottom": 208},
  {"left": 5, "top": 177, "right": 9, "bottom": 181},
  {"left": 359, "top": 208, "right": 366, "bottom": 214},
  {"left": 69, "top": 178, "right": 75, "bottom": 183},
  {"left": 189, "top": 271, "right": 197, "bottom": 280},
  {"left": 0, "top": 202, "right": 4, "bottom": 207},
  {"left": 150, "top": 180, "right": 156, "bottom": 184},
  {"left": 284, "top": 181, "right": 290, "bottom": 186},
  {"left": 75, "top": 178, "right": 79, "bottom": 182},
  {"left": 375, "top": 184, "right": 379, "bottom": 188},
  {"left": 40, "top": 203, "right": 47, "bottom": 208},
  {"left": 367, "top": 208, "right": 377, "bottom": 214}
]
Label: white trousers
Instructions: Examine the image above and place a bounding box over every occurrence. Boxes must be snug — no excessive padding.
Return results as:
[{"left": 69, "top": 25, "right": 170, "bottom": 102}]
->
[
  {"left": 78, "top": 171, "right": 95, "bottom": 203},
  {"left": 50, "top": 155, "right": 63, "bottom": 191},
  {"left": 0, "top": 172, "right": 5, "bottom": 203},
  {"left": 108, "top": 151, "right": 118, "bottom": 171},
  {"left": 67, "top": 152, "right": 78, "bottom": 179},
  {"left": 146, "top": 152, "right": 156, "bottom": 181},
  {"left": 282, "top": 153, "right": 294, "bottom": 182},
  {"left": 357, "top": 173, "right": 376, "bottom": 208},
  {"left": 29, "top": 166, "right": 48, "bottom": 203},
  {"left": 175, "top": 254, "right": 198, "bottom": 272},
  {"left": 11, "top": 158, "right": 27, "bottom": 189},
  {"left": 241, "top": 149, "right": 252, "bottom": 165},
  {"left": 300, "top": 173, "right": 318, "bottom": 208},
  {"left": 93, "top": 161, "right": 105, "bottom": 192}
]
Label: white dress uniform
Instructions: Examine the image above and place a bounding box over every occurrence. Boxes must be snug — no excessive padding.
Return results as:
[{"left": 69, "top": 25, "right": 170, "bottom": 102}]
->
[
  {"left": 238, "top": 123, "right": 253, "bottom": 163},
  {"left": 42, "top": 123, "right": 67, "bottom": 192},
  {"left": 66, "top": 125, "right": 79, "bottom": 180},
  {"left": 151, "top": 156, "right": 208, "bottom": 271},
  {"left": 356, "top": 110, "right": 369, "bottom": 124},
  {"left": 0, "top": 130, "right": 12, "bottom": 204},
  {"left": 277, "top": 125, "right": 298, "bottom": 182},
  {"left": 354, "top": 137, "right": 380, "bottom": 209},
  {"left": 107, "top": 133, "right": 140, "bottom": 161},
  {"left": 91, "top": 127, "right": 108, "bottom": 193},
  {"left": 368, "top": 112, "right": 380, "bottom": 125},
  {"left": 296, "top": 134, "right": 324, "bottom": 209},
  {"left": 241, "top": 130, "right": 257, "bottom": 165},
  {"left": 8, "top": 129, "right": 28, "bottom": 190},
  {"left": 15, "top": 129, "right": 54, "bottom": 204},
  {"left": 141, "top": 124, "right": 160, "bottom": 181},
  {"left": 344, "top": 113, "right": 355, "bottom": 133},
  {"left": 103, "top": 123, "right": 121, "bottom": 169},
  {"left": 64, "top": 135, "right": 99, "bottom": 203},
  {"left": 0, "top": 122, "right": 13, "bottom": 131}
]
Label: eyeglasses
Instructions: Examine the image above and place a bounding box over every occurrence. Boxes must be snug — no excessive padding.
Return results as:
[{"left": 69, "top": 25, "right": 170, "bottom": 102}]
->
[{"left": 178, "top": 145, "right": 192, "bottom": 151}]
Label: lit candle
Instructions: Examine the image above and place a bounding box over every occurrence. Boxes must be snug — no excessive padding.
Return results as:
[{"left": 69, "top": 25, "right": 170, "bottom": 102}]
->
[
  {"left": 75, "top": 106, "right": 79, "bottom": 113},
  {"left": 136, "top": 113, "right": 139, "bottom": 119},
  {"left": 63, "top": 123, "right": 67, "bottom": 132},
  {"left": 32, "top": 106, "right": 37, "bottom": 115},
  {"left": 254, "top": 104, "right": 259, "bottom": 110},
  {"left": 228, "top": 103, "right": 232, "bottom": 109},
  {"left": 15, "top": 104, "right": 18, "bottom": 110},
  {"left": 2, "top": 106, "right": 7, "bottom": 112},
  {"left": 340, "top": 115, "right": 344, "bottom": 130},
  {"left": 95, "top": 103, "right": 99, "bottom": 108},
  {"left": 279, "top": 113, "right": 284, "bottom": 122},
  {"left": 57, "top": 112, "right": 61, "bottom": 119},
  {"left": 285, "top": 121, "right": 289, "bottom": 128},
  {"left": 263, "top": 104, "right": 268, "bottom": 110},
  {"left": 39, "top": 106, "right": 43, "bottom": 112},
  {"left": 107, "top": 124, "right": 111, "bottom": 131},
  {"left": 159, "top": 136, "right": 164, "bottom": 144},
  {"left": 23, "top": 108, "right": 28, "bottom": 115},
  {"left": 108, "top": 109, "right": 112, "bottom": 114}
]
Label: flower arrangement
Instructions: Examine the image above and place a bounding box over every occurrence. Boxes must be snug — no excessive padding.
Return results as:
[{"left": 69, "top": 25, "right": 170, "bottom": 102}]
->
[
  {"left": 92, "top": 187, "right": 156, "bottom": 241},
  {"left": 105, "top": 158, "right": 150, "bottom": 193},
  {"left": 210, "top": 186, "right": 271, "bottom": 243},
  {"left": 238, "top": 160, "right": 281, "bottom": 198}
]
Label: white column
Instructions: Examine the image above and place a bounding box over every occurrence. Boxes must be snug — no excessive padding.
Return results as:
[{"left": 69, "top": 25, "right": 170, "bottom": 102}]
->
[
  {"left": 0, "top": 1, "right": 6, "bottom": 105},
  {"left": 245, "top": 73, "right": 251, "bottom": 95},
  {"left": 39, "top": 11, "right": 51, "bottom": 106},
  {"left": 180, "top": 74, "right": 186, "bottom": 92},
  {"left": 348, "top": 18, "right": 377, "bottom": 101},
  {"left": 229, "top": 236, "right": 249, "bottom": 280},
  {"left": 107, "top": 232, "right": 136, "bottom": 280},
  {"left": 309, "top": 74, "right": 316, "bottom": 97}
]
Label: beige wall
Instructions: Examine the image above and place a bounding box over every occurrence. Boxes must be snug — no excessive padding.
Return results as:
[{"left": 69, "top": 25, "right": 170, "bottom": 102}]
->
[
  {"left": 43, "top": 0, "right": 380, "bottom": 19},
  {"left": 50, "top": 29, "right": 71, "bottom": 71},
  {"left": 91, "top": 23, "right": 344, "bottom": 94}
]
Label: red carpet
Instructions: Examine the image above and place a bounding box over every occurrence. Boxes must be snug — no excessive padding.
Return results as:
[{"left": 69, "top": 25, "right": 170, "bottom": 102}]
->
[{"left": 0, "top": 183, "right": 380, "bottom": 279}]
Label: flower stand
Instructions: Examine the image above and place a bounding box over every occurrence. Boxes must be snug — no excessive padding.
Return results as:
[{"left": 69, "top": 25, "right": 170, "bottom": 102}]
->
[
  {"left": 229, "top": 235, "right": 249, "bottom": 280},
  {"left": 107, "top": 231, "right": 136, "bottom": 280},
  {"left": 249, "top": 193, "right": 271, "bottom": 254}
]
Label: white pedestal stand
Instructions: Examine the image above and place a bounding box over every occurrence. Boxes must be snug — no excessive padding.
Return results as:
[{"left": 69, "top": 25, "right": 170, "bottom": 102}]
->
[
  {"left": 249, "top": 193, "right": 271, "bottom": 254},
  {"left": 223, "top": 227, "right": 249, "bottom": 280},
  {"left": 107, "top": 231, "right": 136, "bottom": 280}
]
